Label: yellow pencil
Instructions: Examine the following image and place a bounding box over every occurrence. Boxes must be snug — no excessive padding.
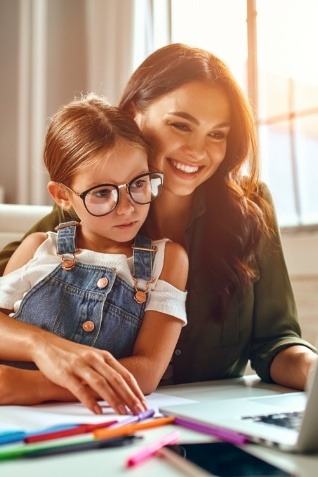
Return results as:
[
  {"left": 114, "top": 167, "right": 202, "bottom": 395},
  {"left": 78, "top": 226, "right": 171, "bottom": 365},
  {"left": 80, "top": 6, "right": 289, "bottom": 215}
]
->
[{"left": 94, "top": 416, "right": 175, "bottom": 440}]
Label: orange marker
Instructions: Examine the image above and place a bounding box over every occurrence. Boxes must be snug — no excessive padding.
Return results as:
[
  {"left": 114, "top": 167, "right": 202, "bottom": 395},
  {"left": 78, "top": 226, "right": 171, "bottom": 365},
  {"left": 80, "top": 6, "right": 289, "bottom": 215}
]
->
[{"left": 94, "top": 416, "right": 175, "bottom": 440}]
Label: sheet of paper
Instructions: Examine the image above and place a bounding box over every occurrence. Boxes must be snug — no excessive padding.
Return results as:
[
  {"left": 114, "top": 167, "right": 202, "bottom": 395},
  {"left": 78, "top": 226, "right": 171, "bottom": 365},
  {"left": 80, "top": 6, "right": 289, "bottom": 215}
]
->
[{"left": 0, "top": 392, "right": 197, "bottom": 432}]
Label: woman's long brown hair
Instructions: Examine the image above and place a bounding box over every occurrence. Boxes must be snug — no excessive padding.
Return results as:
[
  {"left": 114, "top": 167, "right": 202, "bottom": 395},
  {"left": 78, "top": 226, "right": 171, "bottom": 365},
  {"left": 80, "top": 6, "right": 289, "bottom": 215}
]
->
[{"left": 119, "top": 43, "right": 273, "bottom": 321}]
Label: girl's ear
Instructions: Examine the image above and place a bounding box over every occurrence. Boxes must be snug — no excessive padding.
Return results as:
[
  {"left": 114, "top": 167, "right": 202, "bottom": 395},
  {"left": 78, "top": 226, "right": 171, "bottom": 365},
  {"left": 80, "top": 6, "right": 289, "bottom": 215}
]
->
[{"left": 47, "top": 181, "right": 73, "bottom": 211}]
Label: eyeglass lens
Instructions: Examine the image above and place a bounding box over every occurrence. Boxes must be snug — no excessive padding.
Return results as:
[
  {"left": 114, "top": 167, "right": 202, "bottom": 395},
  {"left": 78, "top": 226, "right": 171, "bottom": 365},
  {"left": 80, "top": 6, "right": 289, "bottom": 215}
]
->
[{"left": 84, "top": 172, "right": 163, "bottom": 216}]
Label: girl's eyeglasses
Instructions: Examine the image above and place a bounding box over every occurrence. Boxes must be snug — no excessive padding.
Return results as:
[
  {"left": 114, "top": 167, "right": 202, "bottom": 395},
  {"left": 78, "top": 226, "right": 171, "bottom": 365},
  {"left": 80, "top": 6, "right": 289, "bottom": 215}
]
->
[{"left": 60, "top": 171, "right": 164, "bottom": 217}]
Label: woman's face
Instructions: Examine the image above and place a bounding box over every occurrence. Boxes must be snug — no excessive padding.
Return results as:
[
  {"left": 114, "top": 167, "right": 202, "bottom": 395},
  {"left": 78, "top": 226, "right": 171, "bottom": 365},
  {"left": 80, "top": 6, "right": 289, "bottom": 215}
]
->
[{"left": 134, "top": 81, "right": 231, "bottom": 196}]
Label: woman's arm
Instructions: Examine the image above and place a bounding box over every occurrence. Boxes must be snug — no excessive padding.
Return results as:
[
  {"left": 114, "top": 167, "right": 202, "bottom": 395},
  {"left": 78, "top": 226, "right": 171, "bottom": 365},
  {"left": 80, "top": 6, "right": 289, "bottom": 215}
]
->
[
  {"left": 250, "top": 183, "right": 317, "bottom": 389},
  {"left": 0, "top": 365, "right": 75, "bottom": 405},
  {"left": 0, "top": 312, "right": 147, "bottom": 414},
  {"left": 270, "top": 345, "right": 317, "bottom": 390},
  {"left": 120, "top": 241, "right": 189, "bottom": 394}
]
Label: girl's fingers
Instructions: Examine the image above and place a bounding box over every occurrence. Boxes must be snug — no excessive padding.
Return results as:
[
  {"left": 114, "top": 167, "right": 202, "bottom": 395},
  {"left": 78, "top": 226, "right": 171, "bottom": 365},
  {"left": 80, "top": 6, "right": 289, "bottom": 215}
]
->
[
  {"left": 75, "top": 352, "right": 147, "bottom": 414},
  {"left": 101, "top": 352, "right": 147, "bottom": 403},
  {"left": 35, "top": 340, "right": 147, "bottom": 414},
  {"left": 61, "top": 376, "right": 104, "bottom": 414}
]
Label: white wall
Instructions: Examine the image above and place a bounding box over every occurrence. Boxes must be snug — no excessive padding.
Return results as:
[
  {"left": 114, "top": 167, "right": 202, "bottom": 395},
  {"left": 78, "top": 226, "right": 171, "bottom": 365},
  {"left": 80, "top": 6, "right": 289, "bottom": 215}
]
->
[
  {"left": 281, "top": 230, "right": 318, "bottom": 277},
  {"left": 281, "top": 230, "right": 318, "bottom": 346}
]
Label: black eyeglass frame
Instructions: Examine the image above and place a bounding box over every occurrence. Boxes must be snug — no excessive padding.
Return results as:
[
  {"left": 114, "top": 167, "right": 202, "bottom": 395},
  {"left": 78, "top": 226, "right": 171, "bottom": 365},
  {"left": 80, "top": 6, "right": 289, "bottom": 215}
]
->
[{"left": 60, "top": 170, "right": 164, "bottom": 217}]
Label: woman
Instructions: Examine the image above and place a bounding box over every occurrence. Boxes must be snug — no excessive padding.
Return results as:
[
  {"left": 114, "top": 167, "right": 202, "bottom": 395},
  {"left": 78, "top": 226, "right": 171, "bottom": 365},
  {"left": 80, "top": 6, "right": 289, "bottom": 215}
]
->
[{"left": 0, "top": 43, "right": 316, "bottom": 402}]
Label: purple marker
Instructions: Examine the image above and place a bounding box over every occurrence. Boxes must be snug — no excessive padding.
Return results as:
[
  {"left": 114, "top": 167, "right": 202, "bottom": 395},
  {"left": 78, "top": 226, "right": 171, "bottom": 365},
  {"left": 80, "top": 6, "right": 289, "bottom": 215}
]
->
[
  {"left": 109, "top": 408, "right": 155, "bottom": 428},
  {"left": 174, "top": 417, "right": 249, "bottom": 445}
]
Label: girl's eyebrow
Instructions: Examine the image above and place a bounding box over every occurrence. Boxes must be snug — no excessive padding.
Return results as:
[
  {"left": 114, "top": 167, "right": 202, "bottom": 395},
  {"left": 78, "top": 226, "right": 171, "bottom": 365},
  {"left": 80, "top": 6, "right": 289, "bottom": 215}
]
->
[{"left": 166, "top": 111, "right": 230, "bottom": 129}]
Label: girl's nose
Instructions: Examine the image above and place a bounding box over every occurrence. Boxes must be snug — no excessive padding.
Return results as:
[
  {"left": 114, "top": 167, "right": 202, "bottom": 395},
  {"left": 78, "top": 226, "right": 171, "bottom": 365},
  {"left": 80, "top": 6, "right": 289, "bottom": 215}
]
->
[{"left": 115, "top": 188, "right": 135, "bottom": 215}]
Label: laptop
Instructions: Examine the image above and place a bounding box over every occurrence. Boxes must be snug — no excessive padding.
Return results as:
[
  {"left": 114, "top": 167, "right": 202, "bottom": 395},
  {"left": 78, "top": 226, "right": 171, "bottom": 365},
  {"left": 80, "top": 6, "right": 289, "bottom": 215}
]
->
[{"left": 159, "top": 362, "right": 318, "bottom": 453}]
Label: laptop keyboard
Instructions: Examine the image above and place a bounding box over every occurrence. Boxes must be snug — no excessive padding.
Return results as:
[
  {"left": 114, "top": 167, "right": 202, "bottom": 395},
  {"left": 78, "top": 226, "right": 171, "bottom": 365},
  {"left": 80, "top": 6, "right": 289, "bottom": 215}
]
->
[{"left": 242, "top": 411, "right": 303, "bottom": 431}]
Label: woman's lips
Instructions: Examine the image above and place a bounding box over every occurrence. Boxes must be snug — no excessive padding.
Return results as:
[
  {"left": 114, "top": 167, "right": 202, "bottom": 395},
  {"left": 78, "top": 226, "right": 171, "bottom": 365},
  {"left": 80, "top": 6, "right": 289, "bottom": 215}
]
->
[
  {"left": 171, "top": 159, "right": 199, "bottom": 173},
  {"left": 169, "top": 159, "right": 203, "bottom": 178}
]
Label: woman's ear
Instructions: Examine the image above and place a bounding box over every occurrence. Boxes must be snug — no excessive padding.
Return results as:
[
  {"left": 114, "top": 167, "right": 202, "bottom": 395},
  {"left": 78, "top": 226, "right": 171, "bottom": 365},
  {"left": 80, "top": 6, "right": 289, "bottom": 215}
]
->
[
  {"left": 47, "top": 181, "right": 73, "bottom": 211},
  {"left": 127, "top": 103, "right": 140, "bottom": 123}
]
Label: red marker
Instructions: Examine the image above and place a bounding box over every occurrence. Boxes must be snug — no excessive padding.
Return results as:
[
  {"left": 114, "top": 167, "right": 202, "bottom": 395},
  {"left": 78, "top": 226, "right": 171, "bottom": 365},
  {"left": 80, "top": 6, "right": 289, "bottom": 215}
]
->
[{"left": 25, "top": 420, "right": 117, "bottom": 444}]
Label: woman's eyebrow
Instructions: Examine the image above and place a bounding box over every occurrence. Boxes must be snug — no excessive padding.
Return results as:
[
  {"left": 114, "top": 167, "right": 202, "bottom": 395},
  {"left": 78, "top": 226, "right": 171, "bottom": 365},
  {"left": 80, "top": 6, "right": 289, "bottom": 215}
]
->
[
  {"left": 166, "top": 111, "right": 231, "bottom": 129},
  {"left": 167, "top": 111, "right": 199, "bottom": 125}
]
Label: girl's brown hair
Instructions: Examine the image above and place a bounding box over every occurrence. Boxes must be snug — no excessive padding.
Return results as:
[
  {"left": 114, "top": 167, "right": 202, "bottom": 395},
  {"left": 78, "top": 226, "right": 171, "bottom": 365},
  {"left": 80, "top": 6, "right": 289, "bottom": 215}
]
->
[
  {"left": 119, "top": 43, "right": 273, "bottom": 320},
  {"left": 44, "top": 93, "right": 149, "bottom": 186}
]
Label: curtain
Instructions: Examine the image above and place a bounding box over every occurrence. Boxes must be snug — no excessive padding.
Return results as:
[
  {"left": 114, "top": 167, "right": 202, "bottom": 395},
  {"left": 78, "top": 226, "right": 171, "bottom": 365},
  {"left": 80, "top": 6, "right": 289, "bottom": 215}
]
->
[{"left": 0, "top": 0, "right": 170, "bottom": 205}]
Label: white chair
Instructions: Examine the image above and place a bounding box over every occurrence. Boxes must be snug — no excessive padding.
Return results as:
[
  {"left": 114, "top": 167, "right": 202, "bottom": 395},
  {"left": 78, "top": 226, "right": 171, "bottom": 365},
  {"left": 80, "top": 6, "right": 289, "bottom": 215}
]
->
[{"left": 0, "top": 204, "right": 52, "bottom": 249}]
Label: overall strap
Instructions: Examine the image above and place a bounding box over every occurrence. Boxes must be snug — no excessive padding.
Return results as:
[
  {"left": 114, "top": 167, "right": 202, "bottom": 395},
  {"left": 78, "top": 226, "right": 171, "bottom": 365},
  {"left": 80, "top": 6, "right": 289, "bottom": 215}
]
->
[
  {"left": 132, "top": 234, "right": 157, "bottom": 304},
  {"left": 55, "top": 221, "right": 80, "bottom": 270}
]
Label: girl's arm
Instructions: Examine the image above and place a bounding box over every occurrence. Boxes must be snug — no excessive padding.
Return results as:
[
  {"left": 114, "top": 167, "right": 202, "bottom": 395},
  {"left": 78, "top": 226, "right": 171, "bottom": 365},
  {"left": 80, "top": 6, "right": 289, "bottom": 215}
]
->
[
  {"left": 3, "top": 232, "right": 47, "bottom": 274},
  {"left": 119, "top": 241, "right": 189, "bottom": 394},
  {"left": 0, "top": 204, "right": 73, "bottom": 277}
]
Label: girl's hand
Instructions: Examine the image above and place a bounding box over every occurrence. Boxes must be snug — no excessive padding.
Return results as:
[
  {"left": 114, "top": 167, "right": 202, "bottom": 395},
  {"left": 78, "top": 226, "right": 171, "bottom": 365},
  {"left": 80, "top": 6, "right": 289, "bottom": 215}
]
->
[{"left": 32, "top": 334, "right": 148, "bottom": 415}]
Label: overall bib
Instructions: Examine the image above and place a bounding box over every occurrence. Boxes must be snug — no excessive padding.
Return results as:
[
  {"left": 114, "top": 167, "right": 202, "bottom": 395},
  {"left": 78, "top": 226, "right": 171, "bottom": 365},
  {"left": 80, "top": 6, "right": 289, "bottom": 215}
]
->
[{"left": 10, "top": 222, "right": 156, "bottom": 368}]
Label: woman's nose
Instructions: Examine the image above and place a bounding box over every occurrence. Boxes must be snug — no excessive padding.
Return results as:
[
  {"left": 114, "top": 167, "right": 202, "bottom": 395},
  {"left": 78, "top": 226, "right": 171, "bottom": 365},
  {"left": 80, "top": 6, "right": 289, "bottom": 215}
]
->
[{"left": 183, "top": 135, "right": 207, "bottom": 160}]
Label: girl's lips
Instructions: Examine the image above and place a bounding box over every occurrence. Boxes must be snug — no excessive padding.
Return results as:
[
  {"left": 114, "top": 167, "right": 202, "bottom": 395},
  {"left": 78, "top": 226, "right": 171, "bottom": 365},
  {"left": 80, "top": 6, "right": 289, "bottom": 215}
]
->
[{"left": 116, "top": 222, "right": 137, "bottom": 228}]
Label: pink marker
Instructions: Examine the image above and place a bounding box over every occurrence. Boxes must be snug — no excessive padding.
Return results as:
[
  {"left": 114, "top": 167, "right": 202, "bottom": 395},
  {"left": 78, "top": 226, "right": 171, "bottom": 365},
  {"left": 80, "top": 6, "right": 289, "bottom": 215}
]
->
[{"left": 125, "top": 430, "right": 180, "bottom": 467}]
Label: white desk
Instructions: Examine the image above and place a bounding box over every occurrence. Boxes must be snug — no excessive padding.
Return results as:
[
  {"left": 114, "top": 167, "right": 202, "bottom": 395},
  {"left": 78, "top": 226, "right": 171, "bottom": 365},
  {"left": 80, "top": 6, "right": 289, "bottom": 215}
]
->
[{"left": 1, "top": 376, "right": 318, "bottom": 476}]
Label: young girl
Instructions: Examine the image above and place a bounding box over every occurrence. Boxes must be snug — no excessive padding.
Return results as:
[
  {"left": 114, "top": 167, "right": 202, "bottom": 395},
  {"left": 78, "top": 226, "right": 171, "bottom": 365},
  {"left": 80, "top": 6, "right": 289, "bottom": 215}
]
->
[{"left": 0, "top": 93, "right": 188, "bottom": 414}]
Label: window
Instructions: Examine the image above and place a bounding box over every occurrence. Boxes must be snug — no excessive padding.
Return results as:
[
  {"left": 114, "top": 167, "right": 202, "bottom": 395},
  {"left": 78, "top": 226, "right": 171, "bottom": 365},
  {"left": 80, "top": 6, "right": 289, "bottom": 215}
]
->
[
  {"left": 170, "top": 0, "right": 318, "bottom": 227},
  {"left": 171, "top": 0, "right": 247, "bottom": 88},
  {"left": 257, "top": 0, "right": 318, "bottom": 226}
]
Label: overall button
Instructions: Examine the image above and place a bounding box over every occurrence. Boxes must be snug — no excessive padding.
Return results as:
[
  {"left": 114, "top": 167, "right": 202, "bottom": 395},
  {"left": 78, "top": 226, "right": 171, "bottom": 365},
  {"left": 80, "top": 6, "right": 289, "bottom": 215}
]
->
[
  {"left": 82, "top": 321, "right": 95, "bottom": 332},
  {"left": 97, "top": 277, "right": 109, "bottom": 288}
]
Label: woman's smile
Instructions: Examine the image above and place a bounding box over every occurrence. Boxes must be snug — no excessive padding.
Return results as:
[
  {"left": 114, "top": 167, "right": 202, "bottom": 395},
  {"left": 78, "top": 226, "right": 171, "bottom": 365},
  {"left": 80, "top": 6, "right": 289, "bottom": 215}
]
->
[
  {"left": 170, "top": 159, "right": 200, "bottom": 174},
  {"left": 135, "top": 80, "right": 231, "bottom": 196}
]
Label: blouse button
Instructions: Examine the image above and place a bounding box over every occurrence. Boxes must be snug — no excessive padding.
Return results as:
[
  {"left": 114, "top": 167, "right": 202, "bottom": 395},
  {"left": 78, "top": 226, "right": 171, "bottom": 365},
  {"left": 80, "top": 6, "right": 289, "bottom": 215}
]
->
[
  {"left": 82, "top": 320, "right": 95, "bottom": 332},
  {"left": 97, "top": 277, "right": 109, "bottom": 288},
  {"left": 174, "top": 349, "right": 181, "bottom": 356}
]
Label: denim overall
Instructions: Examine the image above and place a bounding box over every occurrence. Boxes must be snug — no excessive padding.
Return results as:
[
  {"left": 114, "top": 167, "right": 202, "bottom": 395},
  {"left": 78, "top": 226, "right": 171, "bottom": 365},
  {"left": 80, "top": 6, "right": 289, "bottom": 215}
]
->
[{"left": 11, "top": 222, "right": 156, "bottom": 367}]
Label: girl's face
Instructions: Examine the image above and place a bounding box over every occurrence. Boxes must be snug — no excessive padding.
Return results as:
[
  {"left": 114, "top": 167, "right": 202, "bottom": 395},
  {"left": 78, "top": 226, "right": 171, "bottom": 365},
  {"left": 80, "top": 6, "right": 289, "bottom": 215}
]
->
[
  {"left": 66, "top": 140, "right": 150, "bottom": 248},
  {"left": 134, "top": 81, "right": 231, "bottom": 197}
]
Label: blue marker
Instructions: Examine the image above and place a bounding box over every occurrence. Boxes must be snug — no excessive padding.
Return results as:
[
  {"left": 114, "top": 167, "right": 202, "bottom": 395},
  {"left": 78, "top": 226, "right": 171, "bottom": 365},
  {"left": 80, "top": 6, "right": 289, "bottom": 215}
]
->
[
  {"left": 0, "top": 431, "right": 26, "bottom": 445},
  {"left": 0, "top": 424, "right": 79, "bottom": 446}
]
